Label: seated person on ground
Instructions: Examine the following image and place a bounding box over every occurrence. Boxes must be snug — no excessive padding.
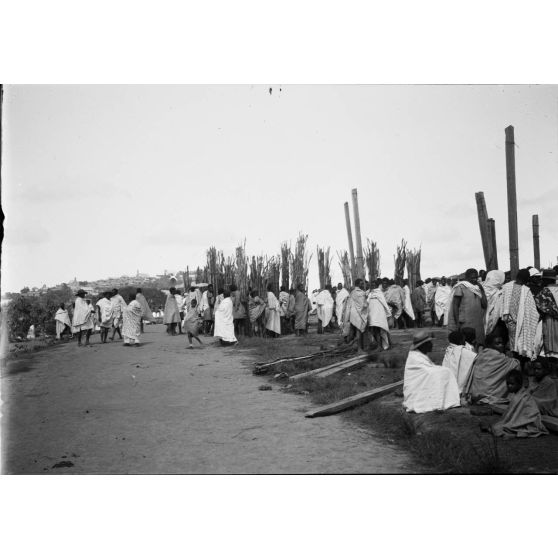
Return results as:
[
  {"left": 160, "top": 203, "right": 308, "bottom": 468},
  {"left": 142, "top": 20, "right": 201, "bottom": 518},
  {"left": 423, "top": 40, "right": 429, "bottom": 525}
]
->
[
  {"left": 467, "top": 333, "right": 520, "bottom": 405},
  {"left": 442, "top": 330, "right": 477, "bottom": 394},
  {"left": 490, "top": 369, "right": 548, "bottom": 438},
  {"left": 403, "top": 330, "right": 460, "bottom": 414},
  {"left": 528, "top": 357, "right": 558, "bottom": 417}
]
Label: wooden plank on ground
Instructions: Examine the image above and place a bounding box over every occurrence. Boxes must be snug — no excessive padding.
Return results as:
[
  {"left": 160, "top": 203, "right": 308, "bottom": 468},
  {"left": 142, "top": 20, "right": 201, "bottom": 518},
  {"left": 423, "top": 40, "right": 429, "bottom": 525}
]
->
[
  {"left": 316, "top": 361, "right": 385, "bottom": 379},
  {"left": 253, "top": 346, "right": 353, "bottom": 374},
  {"left": 490, "top": 404, "right": 558, "bottom": 434},
  {"left": 290, "top": 354, "right": 368, "bottom": 382},
  {"left": 305, "top": 380, "right": 403, "bottom": 418}
]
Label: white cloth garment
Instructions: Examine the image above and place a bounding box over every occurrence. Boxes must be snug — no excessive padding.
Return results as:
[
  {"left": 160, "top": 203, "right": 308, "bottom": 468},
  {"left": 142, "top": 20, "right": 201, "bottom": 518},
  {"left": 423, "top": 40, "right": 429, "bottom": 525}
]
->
[
  {"left": 213, "top": 297, "right": 237, "bottom": 343},
  {"left": 265, "top": 291, "right": 281, "bottom": 335},
  {"left": 434, "top": 285, "right": 451, "bottom": 322},
  {"left": 442, "top": 343, "right": 477, "bottom": 393},
  {"left": 316, "top": 289, "right": 334, "bottom": 328},
  {"left": 403, "top": 350, "right": 461, "bottom": 413},
  {"left": 335, "top": 288, "right": 350, "bottom": 325},
  {"left": 403, "top": 285, "right": 416, "bottom": 321},
  {"left": 72, "top": 297, "right": 93, "bottom": 332},
  {"left": 367, "top": 288, "right": 391, "bottom": 331}
]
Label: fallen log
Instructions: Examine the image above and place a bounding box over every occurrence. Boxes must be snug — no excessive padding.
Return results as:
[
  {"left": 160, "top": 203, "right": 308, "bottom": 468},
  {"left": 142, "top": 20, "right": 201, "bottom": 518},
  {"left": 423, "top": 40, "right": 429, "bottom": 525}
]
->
[
  {"left": 489, "top": 404, "right": 558, "bottom": 434},
  {"left": 253, "top": 345, "right": 354, "bottom": 374},
  {"left": 290, "top": 354, "right": 370, "bottom": 382},
  {"left": 305, "top": 380, "right": 403, "bottom": 418}
]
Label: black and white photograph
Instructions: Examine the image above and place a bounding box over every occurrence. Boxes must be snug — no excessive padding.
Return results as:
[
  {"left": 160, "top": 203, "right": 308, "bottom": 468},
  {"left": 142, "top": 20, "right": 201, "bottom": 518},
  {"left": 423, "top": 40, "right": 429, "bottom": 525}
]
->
[{"left": 0, "top": 1, "right": 556, "bottom": 557}]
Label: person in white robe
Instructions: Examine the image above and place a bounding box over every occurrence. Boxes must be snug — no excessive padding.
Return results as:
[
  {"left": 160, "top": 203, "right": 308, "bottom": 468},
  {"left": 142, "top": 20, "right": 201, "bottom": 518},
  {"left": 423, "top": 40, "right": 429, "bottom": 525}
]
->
[
  {"left": 55, "top": 303, "right": 72, "bottom": 340},
  {"left": 96, "top": 292, "right": 114, "bottom": 343},
  {"left": 316, "top": 286, "right": 334, "bottom": 333},
  {"left": 434, "top": 277, "right": 452, "bottom": 326},
  {"left": 403, "top": 330, "right": 461, "bottom": 413},
  {"left": 110, "top": 288, "right": 127, "bottom": 341},
  {"left": 72, "top": 289, "right": 94, "bottom": 346},
  {"left": 214, "top": 290, "right": 237, "bottom": 346},
  {"left": 367, "top": 287, "right": 391, "bottom": 350},
  {"left": 335, "top": 283, "right": 350, "bottom": 328},
  {"left": 342, "top": 279, "right": 368, "bottom": 350},
  {"left": 27, "top": 324, "right": 36, "bottom": 340},
  {"left": 278, "top": 286, "right": 290, "bottom": 334},
  {"left": 402, "top": 279, "right": 416, "bottom": 326},
  {"left": 265, "top": 285, "right": 281, "bottom": 337},
  {"left": 483, "top": 270, "right": 505, "bottom": 336},
  {"left": 122, "top": 296, "right": 143, "bottom": 346},
  {"left": 442, "top": 330, "right": 477, "bottom": 394}
]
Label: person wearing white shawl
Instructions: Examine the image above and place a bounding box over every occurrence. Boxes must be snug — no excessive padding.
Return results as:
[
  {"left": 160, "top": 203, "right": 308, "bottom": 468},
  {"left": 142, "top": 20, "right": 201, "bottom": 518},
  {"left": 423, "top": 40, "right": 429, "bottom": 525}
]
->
[
  {"left": 96, "top": 292, "right": 114, "bottom": 343},
  {"left": 265, "top": 284, "right": 281, "bottom": 337},
  {"left": 446, "top": 268, "right": 487, "bottom": 344},
  {"left": 335, "top": 283, "right": 350, "bottom": 328},
  {"left": 316, "top": 285, "right": 334, "bottom": 333},
  {"left": 342, "top": 279, "right": 369, "bottom": 349},
  {"left": 442, "top": 330, "right": 477, "bottom": 394},
  {"left": 122, "top": 294, "right": 143, "bottom": 346},
  {"left": 502, "top": 268, "right": 539, "bottom": 359},
  {"left": 278, "top": 285, "right": 290, "bottom": 334},
  {"left": 135, "top": 288, "right": 154, "bottom": 332},
  {"left": 54, "top": 303, "right": 72, "bottom": 340},
  {"left": 483, "top": 270, "right": 505, "bottom": 336},
  {"left": 72, "top": 289, "right": 94, "bottom": 346},
  {"left": 402, "top": 279, "right": 416, "bottom": 326},
  {"left": 367, "top": 286, "right": 391, "bottom": 350},
  {"left": 214, "top": 290, "right": 237, "bottom": 346},
  {"left": 110, "top": 288, "right": 127, "bottom": 341},
  {"left": 403, "top": 330, "right": 461, "bottom": 413},
  {"left": 433, "top": 277, "right": 451, "bottom": 326}
]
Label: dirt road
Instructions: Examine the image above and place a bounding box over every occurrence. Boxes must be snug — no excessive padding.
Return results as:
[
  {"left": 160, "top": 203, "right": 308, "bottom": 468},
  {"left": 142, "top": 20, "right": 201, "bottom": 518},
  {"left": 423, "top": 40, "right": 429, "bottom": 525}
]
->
[{"left": 1, "top": 326, "right": 414, "bottom": 474}]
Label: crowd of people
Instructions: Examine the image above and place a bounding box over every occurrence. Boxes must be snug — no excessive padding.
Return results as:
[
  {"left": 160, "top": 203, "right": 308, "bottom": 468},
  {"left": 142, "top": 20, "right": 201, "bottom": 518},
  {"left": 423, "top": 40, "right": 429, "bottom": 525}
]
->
[{"left": 400, "top": 265, "right": 558, "bottom": 439}]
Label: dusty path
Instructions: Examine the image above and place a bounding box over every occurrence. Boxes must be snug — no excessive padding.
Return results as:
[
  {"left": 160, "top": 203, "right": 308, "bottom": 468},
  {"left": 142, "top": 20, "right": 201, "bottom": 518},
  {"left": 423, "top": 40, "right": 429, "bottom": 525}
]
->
[{"left": 1, "top": 326, "right": 414, "bottom": 474}]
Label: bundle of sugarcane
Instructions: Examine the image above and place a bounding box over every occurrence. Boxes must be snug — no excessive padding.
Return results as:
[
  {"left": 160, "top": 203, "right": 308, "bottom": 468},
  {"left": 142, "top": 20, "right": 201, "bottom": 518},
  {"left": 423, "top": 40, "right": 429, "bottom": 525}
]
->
[
  {"left": 206, "top": 246, "right": 222, "bottom": 290},
  {"left": 183, "top": 266, "right": 191, "bottom": 291},
  {"left": 317, "top": 246, "right": 332, "bottom": 289},
  {"left": 364, "top": 239, "right": 381, "bottom": 283},
  {"left": 267, "top": 255, "right": 281, "bottom": 294},
  {"left": 223, "top": 255, "right": 236, "bottom": 290},
  {"left": 280, "top": 242, "right": 291, "bottom": 289},
  {"left": 290, "top": 233, "right": 311, "bottom": 291},
  {"left": 393, "top": 239, "right": 407, "bottom": 284},
  {"left": 249, "top": 255, "right": 267, "bottom": 297},
  {"left": 235, "top": 241, "right": 249, "bottom": 299},
  {"left": 195, "top": 266, "right": 204, "bottom": 284},
  {"left": 337, "top": 250, "right": 352, "bottom": 288},
  {"left": 405, "top": 247, "right": 422, "bottom": 292}
]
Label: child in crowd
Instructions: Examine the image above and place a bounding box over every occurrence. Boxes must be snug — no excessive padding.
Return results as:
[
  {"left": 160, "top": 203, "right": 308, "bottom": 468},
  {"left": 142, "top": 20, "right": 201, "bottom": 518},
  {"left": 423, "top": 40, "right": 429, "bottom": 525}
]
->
[
  {"left": 461, "top": 327, "right": 477, "bottom": 353},
  {"left": 443, "top": 330, "right": 476, "bottom": 395},
  {"left": 490, "top": 369, "right": 548, "bottom": 438},
  {"left": 182, "top": 299, "right": 203, "bottom": 349},
  {"left": 528, "top": 357, "right": 558, "bottom": 417}
]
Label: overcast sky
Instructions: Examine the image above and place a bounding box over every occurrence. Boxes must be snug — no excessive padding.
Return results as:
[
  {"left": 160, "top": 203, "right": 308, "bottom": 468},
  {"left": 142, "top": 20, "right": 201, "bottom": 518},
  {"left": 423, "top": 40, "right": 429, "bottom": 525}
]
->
[{"left": 2, "top": 84, "right": 557, "bottom": 292}]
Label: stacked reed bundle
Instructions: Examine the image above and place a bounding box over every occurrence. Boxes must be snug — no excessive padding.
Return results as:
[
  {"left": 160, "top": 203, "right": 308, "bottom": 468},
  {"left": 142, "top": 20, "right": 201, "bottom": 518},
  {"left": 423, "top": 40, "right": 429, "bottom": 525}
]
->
[
  {"left": 235, "top": 241, "right": 249, "bottom": 299},
  {"left": 206, "top": 246, "right": 221, "bottom": 289},
  {"left": 317, "top": 246, "right": 332, "bottom": 289},
  {"left": 183, "top": 266, "right": 191, "bottom": 291},
  {"left": 281, "top": 242, "right": 291, "bottom": 289},
  {"left": 290, "top": 233, "right": 311, "bottom": 291},
  {"left": 337, "top": 250, "right": 352, "bottom": 288},
  {"left": 393, "top": 239, "right": 407, "bottom": 284},
  {"left": 364, "top": 239, "right": 381, "bottom": 284},
  {"left": 249, "top": 255, "right": 267, "bottom": 297},
  {"left": 263, "top": 256, "right": 281, "bottom": 295},
  {"left": 195, "top": 267, "right": 204, "bottom": 284},
  {"left": 405, "top": 247, "right": 422, "bottom": 292}
]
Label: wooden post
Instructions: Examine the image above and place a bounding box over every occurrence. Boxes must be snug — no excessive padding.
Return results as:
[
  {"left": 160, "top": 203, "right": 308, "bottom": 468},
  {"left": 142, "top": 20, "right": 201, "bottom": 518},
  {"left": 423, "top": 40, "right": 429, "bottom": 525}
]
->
[
  {"left": 505, "top": 125, "right": 519, "bottom": 278},
  {"left": 487, "top": 218, "right": 499, "bottom": 270},
  {"left": 533, "top": 214, "right": 540, "bottom": 269},
  {"left": 475, "top": 192, "right": 492, "bottom": 270},
  {"left": 351, "top": 188, "right": 365, "bottom": 280},
  {"left": 344, "top": 202, "right": 356, "bottom": 279}
]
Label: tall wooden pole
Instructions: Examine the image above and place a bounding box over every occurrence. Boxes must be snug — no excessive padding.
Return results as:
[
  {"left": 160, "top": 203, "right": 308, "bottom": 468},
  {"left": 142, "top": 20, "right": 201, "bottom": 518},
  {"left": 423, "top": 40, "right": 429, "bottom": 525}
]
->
[
  {"left": 344, "top": 202, "right": 356, "bottom": 279},
  {"left": 487, "top": 218, "right": 499, "bottom": 270},
  {"left": 351, "top": 188, "right": 365, "bottom": 280},
  {"left": 475, "top": 192, "right": 492, "bottom": 270},
  {"left": 532, "top": 214, "right": 540, "bottom": 269},
  {"left": 505, "top": 125, "right": 519, "bottom": 278}
]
